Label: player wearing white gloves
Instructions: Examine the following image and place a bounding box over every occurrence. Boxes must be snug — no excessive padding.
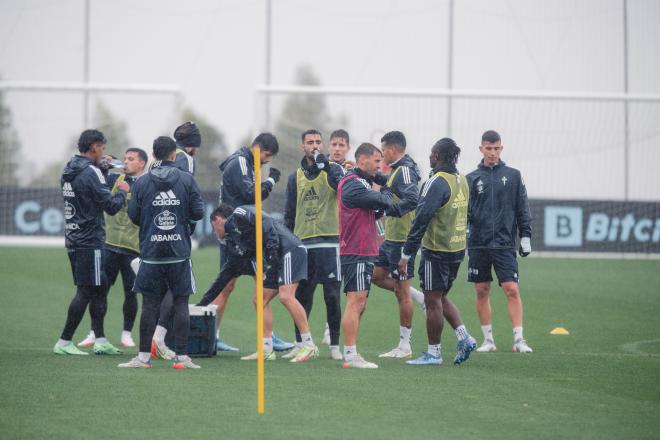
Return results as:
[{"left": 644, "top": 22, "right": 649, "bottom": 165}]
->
[{"left": 466, "top": 130, "right": 533, "bottom": 354}]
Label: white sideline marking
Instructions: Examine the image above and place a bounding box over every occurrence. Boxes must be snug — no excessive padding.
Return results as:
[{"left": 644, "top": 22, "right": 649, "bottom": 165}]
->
[
  {"left": 0, "top": 236, "right": 64, "bottom": 247},
  {"left": 0, "top": 236, "right": 199, "bottom": 249},
  {"left": 618, "top": 339, "right": 660, "bottom": 358}
]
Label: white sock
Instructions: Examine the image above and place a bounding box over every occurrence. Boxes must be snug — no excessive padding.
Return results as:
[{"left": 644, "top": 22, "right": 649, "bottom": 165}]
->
[
  {"left": 263, "top": 337, "right": 273, "bottom": 352},
  {"left": 428, "top": 344, "right": 441, "bottom": 357},
  {"left": 454, "top": 325, "right": 469, "bottom": 341},
  {"left": 121, "top": 330, "right": 132, "bottom": 340},
  {"left": 216, "top": 329, "right": 221, "bottom": 339},
  {"left": 330, "top": 345, "right": 339, "bottom": 351},
  {"left": 88, "top": 330, "right": 96, "bottom": 339},
  {"left": 300, "top": 332, "right": 314, "bottom": 346},
  {"left": 344, "top": 345, "right": 357, "bottom": 359},
  {"left": 399, "top": 326, "right": 412, "bottom": 348},
  {"left": 57, "top": 339, "right": 70, "bottom": 347},
  {"left": 481, "top": 324, "right": 493, "bottom": 342},
  {"left": 513, "top": 326, "right": 524, "bottom": 342},
  {"left": 138, "top": 352, "right": 151, "bottom": 363},
  {"left": 95, "top": 337, "right": 108, "bottom": 344},
  {"left": 324, "top": 322, "right": 329, "bottom": 332},
  {"left": 153, "top": 325, "right": 167, "bottom": 344},
  {"left": 410, "top": 287, "right": 425, "bottom": 305},
  {"left": 175, "top": 354, "right": 190, "bottom": 362}
]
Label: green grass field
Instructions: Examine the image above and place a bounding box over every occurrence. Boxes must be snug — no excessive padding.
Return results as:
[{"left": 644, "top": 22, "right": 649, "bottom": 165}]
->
[{"left": 0, "top": 247, "right": 659, "bottom": 440}]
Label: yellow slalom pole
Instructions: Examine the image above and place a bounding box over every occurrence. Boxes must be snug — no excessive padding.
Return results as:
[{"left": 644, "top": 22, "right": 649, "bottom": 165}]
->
[{"left": 253, "top": 147, "right": 265, "bottom": 415}]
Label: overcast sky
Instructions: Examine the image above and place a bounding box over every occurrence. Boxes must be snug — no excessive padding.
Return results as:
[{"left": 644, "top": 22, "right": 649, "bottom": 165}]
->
[{"left": 1, "top": 0, "right": 659, "bottom": 199}]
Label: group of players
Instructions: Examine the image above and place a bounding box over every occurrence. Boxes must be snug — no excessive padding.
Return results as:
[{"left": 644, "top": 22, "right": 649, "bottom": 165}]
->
[{"left": 53, "top": 122, "right": 533, "bottom": 370}]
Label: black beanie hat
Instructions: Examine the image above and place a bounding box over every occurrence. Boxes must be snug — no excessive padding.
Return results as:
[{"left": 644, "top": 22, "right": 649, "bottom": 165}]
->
[{"left": 173, "top": 121, "right": 201, "bottom": 148}]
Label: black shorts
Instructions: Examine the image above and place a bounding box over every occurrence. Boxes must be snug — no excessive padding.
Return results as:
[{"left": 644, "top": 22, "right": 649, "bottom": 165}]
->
[
  {"left": 251, "top": 247, "right": 307, "bottom": 290},
  {"left": 251, "top": 260, "right": 280, "bottom": 290},
  {"left": 467, "top": 248, "right": 519, "bottom": 284},
  {"left": 104, "top": 248, "right": 137, "bottom": 289},
  {"left": 418, "top": 249, "right": 464, "bottom": 293},
  {"left": 277, "top": 246, "right": 308, "bottom": 286},
  {"left": 134, "top": 259, "right": 196, "bottom": 297},
  {"left": 374, "top": 240, "right": 415, "bottom": 280},
  {"left": 341, "top": 255, "right": 375, "bottom": 294},
  {"left": 305, "top": 245, "right": 341, "bottom": 283},
  {"left": 68, "top": 248, "right": 106, "bottom": 287}
]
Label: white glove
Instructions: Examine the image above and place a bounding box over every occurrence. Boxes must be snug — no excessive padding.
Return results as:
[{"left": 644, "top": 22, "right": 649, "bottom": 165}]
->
[
  {"left": 130, "top": 257, "right": 141, "bottom": 274},
  {"left": 519, "top": 237, "right": 531, "bottom": 257}
]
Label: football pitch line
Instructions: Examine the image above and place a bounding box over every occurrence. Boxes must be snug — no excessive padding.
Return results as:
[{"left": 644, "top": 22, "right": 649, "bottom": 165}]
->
[{"left": 618, "top": 338, "right": 660, "bottom": 357}]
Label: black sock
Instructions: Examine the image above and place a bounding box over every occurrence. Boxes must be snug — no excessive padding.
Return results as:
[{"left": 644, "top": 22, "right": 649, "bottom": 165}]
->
[
  {"left": 123, "top": 290, "right": 138, "bottom": 332},
  {"left": 60, "top": 286, "right": 93, "bottom": 341},
  {"left": 139, "top": 294, "right": 161, "bottom": 353},
  {"left": 89, "top": 284, "right": 109, "bottom": 338},
  {"left": 323, "top": 281, "right": 342, "bottom": 345},
  {"left": 121, "top": 263, "right": 138, "bottom": 331},
  {"left": 157, "top": 289, "right": 174, "bottom": 331},
  {"left": 294, "top": 279, "right": 316, "bottom": 343},
  {"left": 173, "top": 295, "right": 189, "bottom": 356}
]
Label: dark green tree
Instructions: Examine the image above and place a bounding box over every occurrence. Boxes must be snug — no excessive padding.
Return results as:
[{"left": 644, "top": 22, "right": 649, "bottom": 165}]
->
[
  {"left": 30, "top": 100, "right": 132, "bottom": 187},
  {"left": 93, "top": 100, "right": 132, "bottom": 156},
  {"left": 179, "top": 108, "right": 228, "bottom": 191},
  {"left": 29, "top": 135, "right": 76, "bottom": 187},
  {"left": 264, "top": 64, "right": 332, "bottom": 212}
]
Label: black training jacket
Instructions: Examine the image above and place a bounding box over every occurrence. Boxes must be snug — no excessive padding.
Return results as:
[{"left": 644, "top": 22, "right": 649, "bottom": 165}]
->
[
  {"left": 466, "top": 160, "right": 532, "bottom": 249},
  {"left": 148, "top": 149, "right": 194, "bottom": 175},
  {"left": 174, "top": 149, "right": 195, "bottom": 175},
  {"left": 339, "top": 168, "right": 394, "bottom": 212},
  {"left": 225, "top": 205, "right": 302, "bottom": 262},
  {"left": 219, "top": 146, "right": 274, "bottom": 208},
  {"left": 196, "top": 205, "right": 302, "bottom": 304},
  {"left": 128, "top": 161, "right": 204, "bottom": 261},
  {"left": 61, "top": 155, "right": 126, "bottom": 249}
]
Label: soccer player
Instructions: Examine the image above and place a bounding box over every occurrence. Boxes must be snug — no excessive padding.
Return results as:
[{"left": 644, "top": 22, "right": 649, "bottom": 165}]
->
[
  {"left": 313, "top": 128, "right": 353, "bottom": 344},
  {"left": 198, "top": 204, "right": 319, "bottom": 363},
  {"left": 78, "top": 147, "right": 148, "bottom": 349},
  {"left": 283, "top": 129, "right": 346, "bottom": 361},
  {"left": 53, "top": 129, "right": 129, "bottom": 356},
  {"left": 150, "top": 122, "right": 202, "bottom": 359},
  {"left": 327, "top": 129, "right": 354, "bottom": 170},
  {"left": 466, "top": 130, "right": 533, "bottom": 353},
  {"left": 399, "top": 137, "right": 477, "bottom": 366},
  {"left": 371, "top": 131, "right": 426, "bottom": 359},
  {"left": 196, "top": 205, "right": 261, "bottom": 308},
  {"left": 213, "top": 133, "right": 294, "bottom": 352},
  {"left": 338, "top": 143, "right": 396, "bottom": 369},
  {"left": 119, "top": 136, "right": 205, "bottom": 369},
  {"left": 173, "top": 121, "right": 201, "bottom": 173}
]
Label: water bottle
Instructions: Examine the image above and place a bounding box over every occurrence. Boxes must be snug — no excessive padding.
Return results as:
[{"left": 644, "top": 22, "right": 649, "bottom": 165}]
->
[
  {"left": 313, "top": 149, "right": 325, "bottom": 170},
  {"left": 99, "top": 158, "right": 124, "bottom": 170}
]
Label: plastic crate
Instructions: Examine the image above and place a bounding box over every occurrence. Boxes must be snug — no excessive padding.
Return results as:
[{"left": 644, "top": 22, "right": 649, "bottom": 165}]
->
[{"left": 164, "top": 304, "right": 217, "bottom": 357}]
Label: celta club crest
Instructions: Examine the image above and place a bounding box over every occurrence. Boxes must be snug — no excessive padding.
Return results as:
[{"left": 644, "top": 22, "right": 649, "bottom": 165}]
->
[
  {"left": 64, "top": 201, "right": 76, "bottom": 220},
  {"left": 476, "top": 179, "right": 484, "bottom": 194},
  {"left": 154, "top": 210, "right": 177, "bottom": 231}
]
